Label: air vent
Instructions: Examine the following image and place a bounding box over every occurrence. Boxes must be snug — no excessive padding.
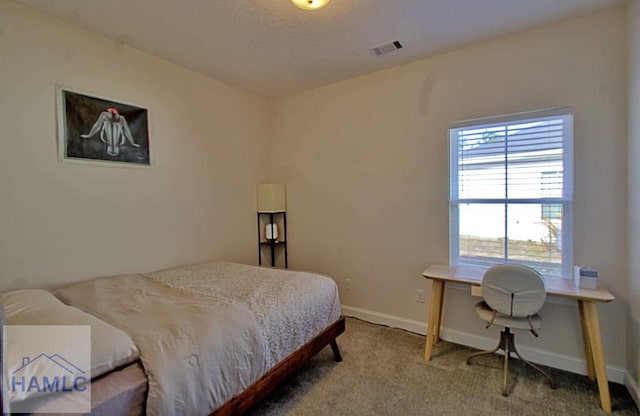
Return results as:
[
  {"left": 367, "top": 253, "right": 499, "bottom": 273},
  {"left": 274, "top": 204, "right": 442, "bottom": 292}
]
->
[{"left": 370, "top": 40, "right": 403, "bottom": 56}]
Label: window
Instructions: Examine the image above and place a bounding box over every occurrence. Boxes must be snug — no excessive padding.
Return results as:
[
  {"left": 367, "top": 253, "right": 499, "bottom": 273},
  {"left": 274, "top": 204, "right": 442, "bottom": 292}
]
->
[{"left": 449, "top": 108, "right": 573, "bottom": 278}]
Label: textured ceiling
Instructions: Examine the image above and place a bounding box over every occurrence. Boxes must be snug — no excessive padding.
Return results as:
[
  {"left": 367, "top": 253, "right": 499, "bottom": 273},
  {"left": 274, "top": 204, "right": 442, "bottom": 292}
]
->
[{"left": 15, "top": 0, "right": 624, "bottom": 97}]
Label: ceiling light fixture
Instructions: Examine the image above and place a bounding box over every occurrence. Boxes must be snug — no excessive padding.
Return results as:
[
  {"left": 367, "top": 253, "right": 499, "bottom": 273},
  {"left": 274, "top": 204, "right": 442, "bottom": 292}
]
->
[{"left": 290, "top": 0, "right": 331, "bottom": 10}]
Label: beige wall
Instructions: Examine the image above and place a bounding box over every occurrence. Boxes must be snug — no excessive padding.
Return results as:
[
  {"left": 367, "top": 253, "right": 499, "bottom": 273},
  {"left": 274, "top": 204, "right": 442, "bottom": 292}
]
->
[
  {"left": 628, "top": 0, "right": 640, "bottom": 400},
  {"left": 1, "top": 0, "right": 636, "bottom": 392},
  {"left": 0, "top": 0, "right": 270, "bottom": 289},
  {"left": 271, "top": 8, "right": 629, "bottom": 375}
]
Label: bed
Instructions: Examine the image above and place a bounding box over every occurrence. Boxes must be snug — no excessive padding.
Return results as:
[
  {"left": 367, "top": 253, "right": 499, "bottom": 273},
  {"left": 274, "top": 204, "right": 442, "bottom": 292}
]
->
[{"left": 1, "top": 261, "right": 345, "bottom": 415}]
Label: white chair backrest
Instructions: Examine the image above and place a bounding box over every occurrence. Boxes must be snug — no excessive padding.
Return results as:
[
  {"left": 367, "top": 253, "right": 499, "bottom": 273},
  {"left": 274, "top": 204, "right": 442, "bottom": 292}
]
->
[{"left": 481, "top": 264, "right": 546, "bottom": 317}]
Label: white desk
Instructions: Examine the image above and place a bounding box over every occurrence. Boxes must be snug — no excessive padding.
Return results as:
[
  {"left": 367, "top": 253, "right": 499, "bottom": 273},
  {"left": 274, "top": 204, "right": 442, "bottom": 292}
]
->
[{"left": 423, "top": 264, "right": 615, "bottom": 414}]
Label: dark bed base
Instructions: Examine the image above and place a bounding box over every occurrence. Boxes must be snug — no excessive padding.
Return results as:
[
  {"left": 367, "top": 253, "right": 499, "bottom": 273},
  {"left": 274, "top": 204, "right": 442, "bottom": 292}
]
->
[{"left": 213, "top": 316, "right": 346, "bottom": 416}]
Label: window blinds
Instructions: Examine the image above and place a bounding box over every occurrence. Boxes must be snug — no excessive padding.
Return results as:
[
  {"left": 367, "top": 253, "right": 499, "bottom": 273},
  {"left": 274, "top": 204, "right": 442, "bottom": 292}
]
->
[{"left": 449, "top": 108, "right": 573, "bottom": 278}]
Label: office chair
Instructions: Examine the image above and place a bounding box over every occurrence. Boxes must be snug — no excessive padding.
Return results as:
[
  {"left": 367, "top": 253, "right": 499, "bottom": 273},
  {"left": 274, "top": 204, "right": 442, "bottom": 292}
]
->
[{"left": 466, "top": 263, "right": 556, "bottom": 396}]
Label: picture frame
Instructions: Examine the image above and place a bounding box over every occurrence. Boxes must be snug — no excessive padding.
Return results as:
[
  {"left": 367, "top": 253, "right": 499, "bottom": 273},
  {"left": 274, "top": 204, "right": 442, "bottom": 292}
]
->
[{"left": 56, "top": 86, "right": 151, "bottom": 168}]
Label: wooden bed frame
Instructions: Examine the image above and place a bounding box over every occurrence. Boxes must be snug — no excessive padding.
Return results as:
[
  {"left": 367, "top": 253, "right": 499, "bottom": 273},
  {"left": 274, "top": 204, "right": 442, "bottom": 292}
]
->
[{"left": 213, "top": 316, "right": 346, "bottom": 415}]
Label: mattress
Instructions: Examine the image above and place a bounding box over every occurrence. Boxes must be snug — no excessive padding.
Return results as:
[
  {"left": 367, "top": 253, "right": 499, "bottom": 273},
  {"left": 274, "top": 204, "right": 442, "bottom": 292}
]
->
[{"left": 28, "top": 361, "right": 147, "bottom": 416}]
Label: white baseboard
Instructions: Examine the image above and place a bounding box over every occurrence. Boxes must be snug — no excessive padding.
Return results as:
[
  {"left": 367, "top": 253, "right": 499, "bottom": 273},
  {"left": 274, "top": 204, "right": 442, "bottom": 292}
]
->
[
  {"left": 341, "top": 304, "right": 626, "bottom": 384},
  {"left": 341, "top": 305, "right": 428, "bottom": 335},
  {"left": 625, "top": 371, "right": 640, "bottom": 410}
]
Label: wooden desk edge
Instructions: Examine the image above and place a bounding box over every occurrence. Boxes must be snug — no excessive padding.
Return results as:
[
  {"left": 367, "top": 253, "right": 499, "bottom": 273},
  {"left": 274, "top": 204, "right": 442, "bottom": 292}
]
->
[{"left": 422, "top": 265, "right": 615, "bottom": 303}]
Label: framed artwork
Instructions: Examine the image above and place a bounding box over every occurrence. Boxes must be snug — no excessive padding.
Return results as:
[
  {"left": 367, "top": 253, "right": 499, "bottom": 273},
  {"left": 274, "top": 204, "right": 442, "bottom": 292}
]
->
[{"left": 57, "top": 86, "right": 151, "bottom": 167}]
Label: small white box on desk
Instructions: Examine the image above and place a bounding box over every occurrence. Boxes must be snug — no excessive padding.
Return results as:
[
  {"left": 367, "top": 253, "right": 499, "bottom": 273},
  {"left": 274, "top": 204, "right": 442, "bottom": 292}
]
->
[{"left": 578, "top": 266, "right": 598, "bottom": 289}]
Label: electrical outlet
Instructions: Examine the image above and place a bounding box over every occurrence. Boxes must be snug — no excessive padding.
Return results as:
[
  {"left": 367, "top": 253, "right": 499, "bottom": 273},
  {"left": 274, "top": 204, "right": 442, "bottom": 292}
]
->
[
  {"left": 345, "top": 279, "right": 352, "bottom": 291},
  {"left": 416, "top": 289, "right": 425, "bottom": 303}
]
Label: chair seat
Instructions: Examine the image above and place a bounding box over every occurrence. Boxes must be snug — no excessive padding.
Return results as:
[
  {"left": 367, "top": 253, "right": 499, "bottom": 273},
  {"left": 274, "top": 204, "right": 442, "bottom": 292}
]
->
[{"left": 475, "top": 301, "right": 542, "bottom": 330}]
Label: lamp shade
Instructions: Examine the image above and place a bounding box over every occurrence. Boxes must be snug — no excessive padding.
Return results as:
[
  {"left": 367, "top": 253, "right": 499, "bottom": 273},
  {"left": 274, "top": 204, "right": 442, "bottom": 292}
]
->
[{"left": 257, "top": 184, "right": 286, "bottom": 213}]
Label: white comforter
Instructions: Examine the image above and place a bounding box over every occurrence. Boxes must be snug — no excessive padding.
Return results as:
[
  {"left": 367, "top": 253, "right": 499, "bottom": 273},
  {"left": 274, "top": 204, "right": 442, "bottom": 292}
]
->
[{"left": 56, "top": 261, "right": 341, "bottom": 415}]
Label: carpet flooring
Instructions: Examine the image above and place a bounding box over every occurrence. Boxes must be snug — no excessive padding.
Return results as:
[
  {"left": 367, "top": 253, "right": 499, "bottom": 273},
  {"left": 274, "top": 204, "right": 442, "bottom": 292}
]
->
[{"left": 247, "top": 317, "right": 639, "bottom": 415}]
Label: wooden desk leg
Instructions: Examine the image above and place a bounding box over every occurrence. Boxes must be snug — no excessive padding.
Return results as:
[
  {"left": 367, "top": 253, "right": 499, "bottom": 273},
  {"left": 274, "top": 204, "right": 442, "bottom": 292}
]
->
[
  {"left": 424, "top": 280, "right": 445, "bottom": 362},
  {"left": 581, "top": 300, "right": 612, "bottom": 414},
  {"left": 434, "top": 285, "right": 445, "bottom": 341},
  {"left": 578, "top": 301, "right": 595, "bottom": 380}
]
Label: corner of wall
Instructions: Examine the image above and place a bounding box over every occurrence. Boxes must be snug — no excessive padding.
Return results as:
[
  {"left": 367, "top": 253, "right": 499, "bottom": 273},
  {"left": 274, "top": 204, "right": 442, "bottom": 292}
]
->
[
  {"left": 626, "top": 316, "right": 640, "bottom": 409},
  {"left": 628, "top": 0, "right": 640, "bottom": 409}
]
